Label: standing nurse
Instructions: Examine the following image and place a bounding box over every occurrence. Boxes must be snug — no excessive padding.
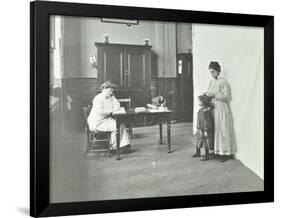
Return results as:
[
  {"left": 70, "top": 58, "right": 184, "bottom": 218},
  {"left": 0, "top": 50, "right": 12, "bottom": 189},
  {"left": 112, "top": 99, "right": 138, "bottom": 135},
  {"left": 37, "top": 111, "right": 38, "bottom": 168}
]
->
[{"left": 205, "top": 61, "right": 236, "bottom": 162}]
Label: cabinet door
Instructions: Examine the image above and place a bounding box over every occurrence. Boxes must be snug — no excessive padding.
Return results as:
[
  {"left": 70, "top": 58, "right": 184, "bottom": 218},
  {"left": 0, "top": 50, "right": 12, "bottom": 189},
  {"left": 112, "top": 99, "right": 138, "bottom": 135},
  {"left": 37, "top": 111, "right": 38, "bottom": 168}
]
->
[
  {"left": 100, "top": 47, "right": 124, "bottom": 86},
  {"left": 126, "top": 48, "right": 148, "bottom": 88}
]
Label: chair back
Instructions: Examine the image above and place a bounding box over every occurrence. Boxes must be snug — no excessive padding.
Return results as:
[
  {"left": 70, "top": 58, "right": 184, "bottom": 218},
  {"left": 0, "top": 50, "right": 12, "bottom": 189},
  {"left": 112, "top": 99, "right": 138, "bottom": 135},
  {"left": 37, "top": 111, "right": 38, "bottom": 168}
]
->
[
  {"left": 118, "top": 97, "right": 131, "bottom": 108},
  {"left": 82, "top": 105, "right": 91, "bottom": 133}
]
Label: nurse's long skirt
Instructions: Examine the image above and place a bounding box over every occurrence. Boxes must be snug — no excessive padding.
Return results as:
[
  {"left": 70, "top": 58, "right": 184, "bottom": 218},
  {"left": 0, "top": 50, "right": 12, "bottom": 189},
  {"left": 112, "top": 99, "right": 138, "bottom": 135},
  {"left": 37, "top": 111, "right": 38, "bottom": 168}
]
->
[{"left": 213, "top": 100, "right": 236, "bottom": 155}]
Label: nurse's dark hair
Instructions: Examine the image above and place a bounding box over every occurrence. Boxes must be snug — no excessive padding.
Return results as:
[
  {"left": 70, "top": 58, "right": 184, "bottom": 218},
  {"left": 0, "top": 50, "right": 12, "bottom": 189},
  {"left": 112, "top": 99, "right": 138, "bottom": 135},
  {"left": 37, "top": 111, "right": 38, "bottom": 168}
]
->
[{"left": 209, "top": 61, "right": 221, "bottom": 72}]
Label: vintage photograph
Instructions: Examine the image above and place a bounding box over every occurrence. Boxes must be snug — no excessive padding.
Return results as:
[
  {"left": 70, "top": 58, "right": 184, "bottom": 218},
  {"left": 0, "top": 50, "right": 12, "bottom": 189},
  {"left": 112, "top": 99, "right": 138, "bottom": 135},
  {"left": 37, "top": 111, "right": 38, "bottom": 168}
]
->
[{"left": 49, "top": 15, "right": 264, "bottom": 203}]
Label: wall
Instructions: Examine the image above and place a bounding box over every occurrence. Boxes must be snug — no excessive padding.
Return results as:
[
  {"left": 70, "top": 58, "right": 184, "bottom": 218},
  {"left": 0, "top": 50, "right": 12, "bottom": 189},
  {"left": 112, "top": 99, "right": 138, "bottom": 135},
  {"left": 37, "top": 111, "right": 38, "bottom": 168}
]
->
[
  {"left": 192, "top": 24, "right": 264, "bottom": 179},
  {"left": 62, "top": 16, "right": 193, "bottom": 78},
  {"left": 63, "top": 16, "right": 82, "bottom": 78},
  {"left": 176, "top": 23, "right": 193, "bottom": 54},
  {"left": 80, "top": 17, "right": 157, "bottom": 77},
  {"left": 155, "top": 22, "right": 177, "bottom": 77}
]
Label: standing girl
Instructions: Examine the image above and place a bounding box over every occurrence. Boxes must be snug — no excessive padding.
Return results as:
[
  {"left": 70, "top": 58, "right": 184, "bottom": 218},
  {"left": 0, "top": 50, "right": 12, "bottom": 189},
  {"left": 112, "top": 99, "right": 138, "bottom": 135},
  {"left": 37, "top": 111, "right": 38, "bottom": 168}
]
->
[{"left": 192, "top": 94, "right": 214, "bottom": 161}]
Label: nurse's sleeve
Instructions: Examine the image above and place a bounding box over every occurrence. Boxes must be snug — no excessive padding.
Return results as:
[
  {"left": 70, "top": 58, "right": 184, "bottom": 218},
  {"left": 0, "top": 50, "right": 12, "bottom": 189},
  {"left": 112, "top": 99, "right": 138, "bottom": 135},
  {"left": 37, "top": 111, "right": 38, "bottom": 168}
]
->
[
  {"left": 215, "top": 79, "right": 230, "bottom": 102},
  {"left": 206, "top": 80, "right": 215, "bottom": 97}
]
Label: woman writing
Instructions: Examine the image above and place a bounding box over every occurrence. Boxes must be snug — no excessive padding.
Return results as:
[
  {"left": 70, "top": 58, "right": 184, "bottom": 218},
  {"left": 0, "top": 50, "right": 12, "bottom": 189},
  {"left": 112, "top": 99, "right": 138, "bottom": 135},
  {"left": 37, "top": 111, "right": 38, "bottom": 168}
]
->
[
  {"left": 87, "top": 81, "right": 130, "bottom": 150},
  {"left": 205, "top": 61, "right": 236, "bottom": 162}
]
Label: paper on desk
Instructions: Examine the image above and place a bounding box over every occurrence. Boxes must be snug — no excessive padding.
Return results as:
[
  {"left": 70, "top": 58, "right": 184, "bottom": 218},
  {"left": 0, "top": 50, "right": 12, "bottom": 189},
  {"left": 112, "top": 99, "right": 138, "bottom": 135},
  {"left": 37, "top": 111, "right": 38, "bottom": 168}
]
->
[
  {"left": 134, "top": 107, "right": 147, "bottom": 112},
  {"left": 148, "top": 109, "right": 160, "bottom": 113},
  {"left": 146, "top": 103, "right": 158, "bottom": 109},
  {"left": 148, "top": 107, "right": 168, "bottom": 113},
  {"left": 113, "top": 107, "right": 126, "bottom": 114}
]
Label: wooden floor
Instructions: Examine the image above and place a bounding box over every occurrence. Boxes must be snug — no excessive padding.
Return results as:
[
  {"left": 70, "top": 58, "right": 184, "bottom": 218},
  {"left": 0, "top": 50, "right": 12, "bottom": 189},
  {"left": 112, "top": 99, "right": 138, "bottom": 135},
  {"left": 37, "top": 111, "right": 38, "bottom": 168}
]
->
[{"left": 50, "top": 119, "right": 264, "bottom": 203}]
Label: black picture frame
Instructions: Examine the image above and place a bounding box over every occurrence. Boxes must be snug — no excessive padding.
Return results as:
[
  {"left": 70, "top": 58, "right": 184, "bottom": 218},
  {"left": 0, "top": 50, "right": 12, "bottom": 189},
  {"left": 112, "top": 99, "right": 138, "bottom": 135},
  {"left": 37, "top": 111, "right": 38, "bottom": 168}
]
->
[{"left": 30, "top": 1, "right": 274, "bottom": 217}]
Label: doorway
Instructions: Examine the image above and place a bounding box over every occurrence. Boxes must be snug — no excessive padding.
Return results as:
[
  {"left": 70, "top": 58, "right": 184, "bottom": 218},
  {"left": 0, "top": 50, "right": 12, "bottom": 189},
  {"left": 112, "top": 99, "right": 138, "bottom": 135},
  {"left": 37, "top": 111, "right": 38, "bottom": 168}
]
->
[{"left": 177, "top": 53, "right": 193, "bottom": 122}]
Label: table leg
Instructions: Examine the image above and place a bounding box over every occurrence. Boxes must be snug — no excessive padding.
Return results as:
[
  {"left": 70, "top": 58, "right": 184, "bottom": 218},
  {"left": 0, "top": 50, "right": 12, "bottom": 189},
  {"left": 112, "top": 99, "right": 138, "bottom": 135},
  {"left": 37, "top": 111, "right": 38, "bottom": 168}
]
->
[
  {"left": 116, "top": 119, "right": 121, "bottom": 160},
  {"left": 159, "top": 122, "right": 163, "bottom": 144},
  {"left": 167, "top": 120, "right": 171, "bottom": 153}
]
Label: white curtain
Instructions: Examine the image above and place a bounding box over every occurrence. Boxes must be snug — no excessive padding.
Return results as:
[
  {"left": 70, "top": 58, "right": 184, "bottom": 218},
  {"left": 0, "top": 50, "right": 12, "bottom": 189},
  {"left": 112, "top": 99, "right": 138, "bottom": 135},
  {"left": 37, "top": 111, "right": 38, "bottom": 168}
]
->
[{"left": 192, "top": 24, "right": 264, "bottom": 179}]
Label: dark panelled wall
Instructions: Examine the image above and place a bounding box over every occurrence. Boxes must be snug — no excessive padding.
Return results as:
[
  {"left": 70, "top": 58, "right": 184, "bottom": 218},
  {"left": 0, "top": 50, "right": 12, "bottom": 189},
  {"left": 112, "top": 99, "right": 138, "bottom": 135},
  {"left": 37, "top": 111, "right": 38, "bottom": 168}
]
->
[{"left": 61, "top": 78, "right": 98, "bottom": 131}]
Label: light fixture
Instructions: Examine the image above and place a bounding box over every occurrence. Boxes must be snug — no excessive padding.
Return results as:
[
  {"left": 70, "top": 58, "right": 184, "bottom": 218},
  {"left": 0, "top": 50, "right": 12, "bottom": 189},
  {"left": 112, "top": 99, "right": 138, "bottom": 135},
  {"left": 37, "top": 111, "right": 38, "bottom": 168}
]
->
[
  {"left": 103, "top": 33, "right": 110, "bottom": 43},
  {"left": 89, "top": 54, "right": 97, "bottom": 68}
]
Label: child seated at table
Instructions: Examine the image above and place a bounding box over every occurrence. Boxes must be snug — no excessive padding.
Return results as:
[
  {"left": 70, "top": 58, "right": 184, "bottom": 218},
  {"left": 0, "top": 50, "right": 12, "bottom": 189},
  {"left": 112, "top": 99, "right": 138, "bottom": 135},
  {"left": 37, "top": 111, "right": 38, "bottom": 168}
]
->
[
  {"left": 152, "top": 95, "right": 167, "bottom": 108},
  {"left": 192, "top": 94, "right": 214, "bottom": 161}
]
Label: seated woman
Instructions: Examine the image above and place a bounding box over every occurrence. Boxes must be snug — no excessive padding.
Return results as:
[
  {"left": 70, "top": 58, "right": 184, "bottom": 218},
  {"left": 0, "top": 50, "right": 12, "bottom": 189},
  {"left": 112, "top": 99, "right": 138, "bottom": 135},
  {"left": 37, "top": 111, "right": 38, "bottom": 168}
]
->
[{"left": 87, "top": 81, "right": 130, "bottom": 150}]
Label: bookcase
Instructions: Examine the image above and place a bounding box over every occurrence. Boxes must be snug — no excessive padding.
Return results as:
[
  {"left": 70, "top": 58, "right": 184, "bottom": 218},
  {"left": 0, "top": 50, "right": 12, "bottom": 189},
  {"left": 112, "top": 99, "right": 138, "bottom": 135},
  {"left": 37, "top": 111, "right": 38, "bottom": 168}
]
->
[{"left": 95, "top": 43, "right": 154, "bottom": 107}]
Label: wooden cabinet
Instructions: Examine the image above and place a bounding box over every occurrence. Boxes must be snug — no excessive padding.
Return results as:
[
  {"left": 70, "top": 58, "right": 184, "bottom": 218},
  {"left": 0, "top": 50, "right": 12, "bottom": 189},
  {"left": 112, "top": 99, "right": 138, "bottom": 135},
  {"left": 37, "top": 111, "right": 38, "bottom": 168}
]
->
[{"left": 95, "top": 43, "right": 153, "bottom": 107}]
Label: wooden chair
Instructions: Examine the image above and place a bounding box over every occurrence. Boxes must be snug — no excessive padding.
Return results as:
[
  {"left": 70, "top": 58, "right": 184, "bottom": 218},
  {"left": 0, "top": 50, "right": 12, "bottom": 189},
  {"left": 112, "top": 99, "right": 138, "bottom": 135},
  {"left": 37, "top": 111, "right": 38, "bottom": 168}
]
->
[
  {"left": 117, "top": 97, "right": 133, "bottom": 137},
  {"left": 117, "top": 97, "right": 132, "bottom": 108},
  {"left": 82, "top": 105, "right": 112, "bottom": 157}
]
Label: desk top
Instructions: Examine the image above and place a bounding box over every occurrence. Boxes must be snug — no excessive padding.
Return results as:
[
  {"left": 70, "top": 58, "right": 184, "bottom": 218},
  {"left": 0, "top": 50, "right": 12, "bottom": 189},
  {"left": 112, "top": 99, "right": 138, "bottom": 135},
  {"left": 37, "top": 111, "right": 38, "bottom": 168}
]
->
[{"left": 112, "top": 108, "right": 172, "bottom": 117}]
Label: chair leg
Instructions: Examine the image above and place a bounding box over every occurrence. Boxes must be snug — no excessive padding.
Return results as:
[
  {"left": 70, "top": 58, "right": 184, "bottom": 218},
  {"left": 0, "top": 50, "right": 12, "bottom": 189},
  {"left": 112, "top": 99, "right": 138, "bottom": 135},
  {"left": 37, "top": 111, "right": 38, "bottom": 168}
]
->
[
  {"left": 107, "top": 133, "right": 112, "bottom": 157},
  {"left": 85, "top": 138, "right": 91, "bottom": 157},
  {"left": 85, "top": 132, "right": 113, "bottom": 157},
  {"left": 128, "top": 124, "right": 133, "bottom": 138}
]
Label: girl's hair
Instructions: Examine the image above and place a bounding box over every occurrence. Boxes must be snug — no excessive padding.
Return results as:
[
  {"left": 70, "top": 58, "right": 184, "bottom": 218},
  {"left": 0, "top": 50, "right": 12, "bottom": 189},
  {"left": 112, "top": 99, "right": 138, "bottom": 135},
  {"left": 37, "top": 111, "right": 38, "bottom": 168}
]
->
[
  {"left": 198, "top": 94, "right": 212, "bottom": 107},
  {"left": 209, "top": 61, "right": 221, "bottom": 72}
]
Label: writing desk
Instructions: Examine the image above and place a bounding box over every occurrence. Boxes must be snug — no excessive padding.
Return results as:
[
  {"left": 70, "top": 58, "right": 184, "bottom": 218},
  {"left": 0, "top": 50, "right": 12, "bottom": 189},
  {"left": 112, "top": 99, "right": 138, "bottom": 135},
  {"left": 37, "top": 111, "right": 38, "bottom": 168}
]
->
[{"left": 112, "top": 109, "right": 172, "bottom": 160}]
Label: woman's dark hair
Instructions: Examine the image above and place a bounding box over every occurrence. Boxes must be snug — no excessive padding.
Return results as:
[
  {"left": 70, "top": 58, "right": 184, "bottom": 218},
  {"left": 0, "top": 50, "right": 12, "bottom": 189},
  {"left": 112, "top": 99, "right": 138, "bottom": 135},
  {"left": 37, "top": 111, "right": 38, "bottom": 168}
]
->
[
  {"left": 209, "top": 61, "right": 221, "bottom": 72},
  {"left": 99, "top": 81, "right": 117, "bottom": 91}
]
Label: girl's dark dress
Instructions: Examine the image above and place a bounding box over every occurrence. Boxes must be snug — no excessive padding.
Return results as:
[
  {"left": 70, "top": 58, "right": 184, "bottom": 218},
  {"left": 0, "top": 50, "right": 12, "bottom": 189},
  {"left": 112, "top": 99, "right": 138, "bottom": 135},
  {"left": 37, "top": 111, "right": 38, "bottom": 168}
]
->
[{"left": 195, "top": 107, "right": 214, "bottom": 150}]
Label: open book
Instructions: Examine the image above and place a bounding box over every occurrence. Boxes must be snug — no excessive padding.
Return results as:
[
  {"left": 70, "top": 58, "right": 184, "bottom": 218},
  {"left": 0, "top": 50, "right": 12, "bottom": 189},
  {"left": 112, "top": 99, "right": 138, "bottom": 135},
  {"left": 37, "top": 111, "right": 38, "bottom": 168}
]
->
[
  {"left": 112, "top": 107, "right": 126, "bottom": 114},
  {"left": 146, "top": 103, "right": 158, "bottom": 109}
]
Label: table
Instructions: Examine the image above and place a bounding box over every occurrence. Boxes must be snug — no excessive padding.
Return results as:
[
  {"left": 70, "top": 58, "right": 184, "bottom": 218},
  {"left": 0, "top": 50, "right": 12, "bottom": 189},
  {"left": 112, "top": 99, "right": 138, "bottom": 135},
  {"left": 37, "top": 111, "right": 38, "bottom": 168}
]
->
[{"left": 112, "top": 109, "right": 172, "bottom": 160}]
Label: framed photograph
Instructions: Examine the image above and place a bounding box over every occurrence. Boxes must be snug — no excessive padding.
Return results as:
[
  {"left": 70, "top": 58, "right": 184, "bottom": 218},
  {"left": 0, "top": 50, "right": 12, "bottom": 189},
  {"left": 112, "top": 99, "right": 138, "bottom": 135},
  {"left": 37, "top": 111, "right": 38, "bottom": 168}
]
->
[{"left": 30, "top": 1, "right": 274, "bottom": 217}]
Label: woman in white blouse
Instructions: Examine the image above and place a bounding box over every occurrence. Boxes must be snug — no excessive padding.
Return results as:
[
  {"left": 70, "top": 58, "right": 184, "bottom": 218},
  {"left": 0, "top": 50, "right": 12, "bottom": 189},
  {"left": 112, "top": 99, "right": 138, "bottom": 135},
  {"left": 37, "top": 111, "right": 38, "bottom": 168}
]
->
[
  {"left": 87, "top": 81, "right": 130, "bottom": 150},
  {"left": 205, "top": 62, "right": 236, "bottom": 162}
]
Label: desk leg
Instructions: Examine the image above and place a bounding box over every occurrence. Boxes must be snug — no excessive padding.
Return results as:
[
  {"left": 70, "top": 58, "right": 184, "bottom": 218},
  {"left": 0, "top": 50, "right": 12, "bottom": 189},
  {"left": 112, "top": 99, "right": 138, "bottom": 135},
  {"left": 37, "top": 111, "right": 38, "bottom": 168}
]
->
[
  {"left": 159, "top": 122, "right": 163, "bottom": 144},
  {"left": 167, "top": 120, "right": 171, "bottom": 153},
  {"left": 116, "top": 120, "right": 121, "bottom": 160}
]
